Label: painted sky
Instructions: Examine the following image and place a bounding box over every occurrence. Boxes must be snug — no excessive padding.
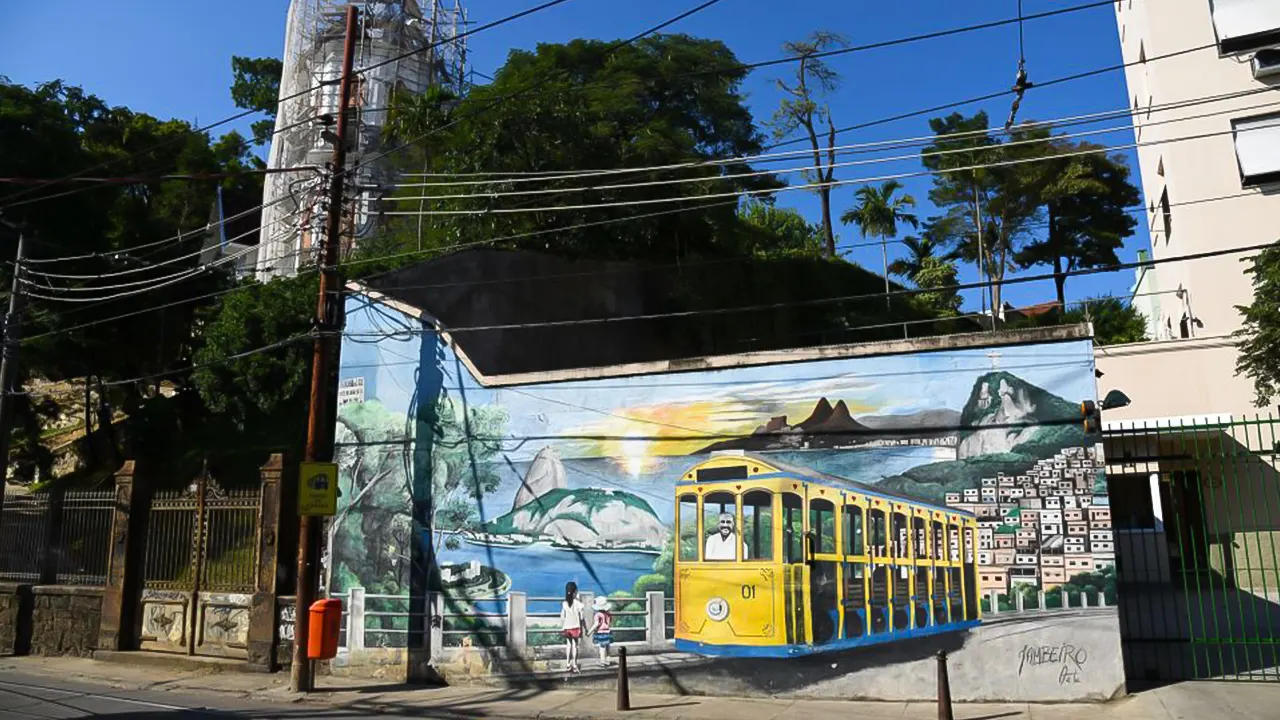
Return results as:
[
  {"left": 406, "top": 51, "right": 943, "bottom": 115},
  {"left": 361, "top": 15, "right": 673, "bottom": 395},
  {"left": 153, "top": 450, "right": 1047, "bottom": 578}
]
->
[{"left": 341, "top": 299, "right": 1098, "bottom": 463}]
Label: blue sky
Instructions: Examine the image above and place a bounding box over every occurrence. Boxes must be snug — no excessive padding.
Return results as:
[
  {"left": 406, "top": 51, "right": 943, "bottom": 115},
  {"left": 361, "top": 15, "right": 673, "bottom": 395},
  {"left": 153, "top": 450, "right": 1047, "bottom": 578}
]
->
[{"left": 2, "top": 0, "right": 1147, "bottom": 312}]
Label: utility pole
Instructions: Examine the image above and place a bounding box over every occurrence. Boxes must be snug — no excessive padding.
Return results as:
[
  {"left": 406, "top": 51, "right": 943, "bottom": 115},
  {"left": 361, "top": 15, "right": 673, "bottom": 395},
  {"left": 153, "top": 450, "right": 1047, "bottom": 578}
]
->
[
  {"left": 0, "top": 228, "right": 28, "bottom": 525},
  {"left": 293, "top": 3, "right": 358, "bottom": 694}
]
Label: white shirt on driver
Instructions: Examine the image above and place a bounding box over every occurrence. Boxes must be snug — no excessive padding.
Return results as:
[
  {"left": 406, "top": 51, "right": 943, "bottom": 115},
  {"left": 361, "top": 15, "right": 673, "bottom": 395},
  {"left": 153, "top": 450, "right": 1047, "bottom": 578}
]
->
[{"left": 704, "top": 532, "right": 747, "bottom": 561}]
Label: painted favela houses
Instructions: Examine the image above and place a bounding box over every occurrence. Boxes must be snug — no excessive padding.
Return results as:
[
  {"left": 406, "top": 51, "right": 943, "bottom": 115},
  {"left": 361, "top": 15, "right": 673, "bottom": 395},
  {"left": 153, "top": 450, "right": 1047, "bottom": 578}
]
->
[{"left": 328, "top": 291, "right": 1125, "bottom": 701}]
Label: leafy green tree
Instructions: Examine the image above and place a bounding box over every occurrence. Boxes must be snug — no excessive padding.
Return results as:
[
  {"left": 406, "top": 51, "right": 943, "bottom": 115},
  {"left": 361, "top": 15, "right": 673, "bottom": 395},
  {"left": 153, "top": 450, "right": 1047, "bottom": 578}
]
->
[
  {"left": 737, "top": 200, "right": 824, "bottom": 258},
  {"left": 841, "top": 180, "right": 919, "bottom": 307},
  {"left": 190, "top": 275, "right": 317, "bottom": 435},
  {"left": 922, "top": 113, "right": 1049, "bottom": 318},
  {"left": 230, "top": 56, "right": 284, "bottom": 145},
  {"left": 770, "top": 32, "right": 848, "bottom": 257},
  {"left": 912, "top": 256, "right": 963, "bottom": 317},
  {"left": 888, "top": 235, "right": 940, "bottom": 280},
  {"left": 1016, "top": 142, "right": 1139, "bottom": 313},
  {"left": 1068, "top": 297, "right": 1148, "bottom": 346},
  {"left": 1235, "top": 242, "right": 1280, "bottom": 406},
  {"left": 378, "top": 35, "right": 780, "bottom": 263}
]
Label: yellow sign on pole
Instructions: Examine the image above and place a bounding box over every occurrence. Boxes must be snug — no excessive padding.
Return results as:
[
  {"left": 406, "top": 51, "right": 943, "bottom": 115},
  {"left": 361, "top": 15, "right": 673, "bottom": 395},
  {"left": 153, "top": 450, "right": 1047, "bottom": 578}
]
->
[{"left": 299, "top": 462, "right": 339, "bottom": 516}]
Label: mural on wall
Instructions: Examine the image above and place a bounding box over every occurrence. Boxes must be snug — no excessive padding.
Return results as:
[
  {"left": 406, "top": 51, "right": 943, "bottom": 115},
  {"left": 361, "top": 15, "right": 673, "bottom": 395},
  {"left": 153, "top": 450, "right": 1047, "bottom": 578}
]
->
[{"left": 331, "top": 299, "right": 1116, "bottom": 670}]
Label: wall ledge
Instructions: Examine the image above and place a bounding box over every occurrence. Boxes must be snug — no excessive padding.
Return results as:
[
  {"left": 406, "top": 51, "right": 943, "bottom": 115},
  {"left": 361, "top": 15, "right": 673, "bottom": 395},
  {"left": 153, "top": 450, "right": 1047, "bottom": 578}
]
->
[{"left": 32, "top": 585, "right": 104, "bottom": 597}]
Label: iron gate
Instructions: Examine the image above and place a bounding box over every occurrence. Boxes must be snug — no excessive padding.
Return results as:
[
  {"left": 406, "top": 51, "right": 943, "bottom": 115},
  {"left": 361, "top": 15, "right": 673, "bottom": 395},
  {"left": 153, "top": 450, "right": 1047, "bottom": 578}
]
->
[
  {"left": 138, "top": 467, "right": 262, "bottom": 657},
  {"left": 1106, "top": 415, "right": 1280, "bottom": 685}
]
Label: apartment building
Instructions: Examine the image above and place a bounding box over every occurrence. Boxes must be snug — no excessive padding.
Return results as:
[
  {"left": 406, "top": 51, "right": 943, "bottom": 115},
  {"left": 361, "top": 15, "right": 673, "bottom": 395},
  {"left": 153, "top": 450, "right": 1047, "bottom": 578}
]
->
[{"left": 1098, "top": 0, "right": 1280, "bottom": 419}]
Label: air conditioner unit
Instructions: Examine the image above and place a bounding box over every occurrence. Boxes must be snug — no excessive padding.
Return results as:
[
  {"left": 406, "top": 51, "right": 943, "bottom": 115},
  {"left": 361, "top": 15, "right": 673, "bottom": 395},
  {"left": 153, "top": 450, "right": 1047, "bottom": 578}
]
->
[{"left": 1254, "top": 50, "right": 1280, "bottom": 80}]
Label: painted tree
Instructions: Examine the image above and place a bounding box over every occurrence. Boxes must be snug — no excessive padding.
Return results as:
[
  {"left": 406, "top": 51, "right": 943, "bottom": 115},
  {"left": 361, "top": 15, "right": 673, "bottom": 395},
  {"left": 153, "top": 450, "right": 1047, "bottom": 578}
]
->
[
  {"left": 1016, "top": 141, "right": 1140, "bottom": 315},
  {"left": 770, "top": 32, "right": 848, "bottom": 257},
  {"left": 841, "top": 180, "right": 919, "bottom": 307},
  {"left": 1234, "top": 242, "right": 1280, "bottom": 406},
  {"left": 419, "top": 393, "right": 509, "bottom": 553}
]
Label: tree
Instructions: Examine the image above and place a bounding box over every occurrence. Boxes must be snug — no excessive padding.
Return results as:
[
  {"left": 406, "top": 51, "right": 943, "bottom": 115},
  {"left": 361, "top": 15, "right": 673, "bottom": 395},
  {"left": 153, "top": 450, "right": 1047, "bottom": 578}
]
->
[
  {"left": 922, "top": 112, "right": 1048, "bottom": 320},
  {"left": 1235, "top": 242, "right": 1280, "bottom": 406},
  {"left": 912, "top": 256, "right": 963, "bottom": 317},
  {"left": 230, "top": 56, "right": 284, "bottom": 145},
  {"left": 1016, "top": 142, "right": 1140, "bottom": 314},
  {"left": 888, "top": 235, "right": 940, "bottom": 280},
  {"left": 738, "top": 200, "right": 824, "bottom": 258},
  {"left": 378, "top": 35, "right": 781, "bottom": 263},
  {"left": 1068, "top": 297, "right": 1148, "bottom": 345},
  {"left": 770, "top": 32, "right": 848, "bottom": 257},
  {"left": 841, "top": 180, "right": 919, "bottom": 307},
  {"left": 419, "top": 394, "right": 509, "bottom": 553}
]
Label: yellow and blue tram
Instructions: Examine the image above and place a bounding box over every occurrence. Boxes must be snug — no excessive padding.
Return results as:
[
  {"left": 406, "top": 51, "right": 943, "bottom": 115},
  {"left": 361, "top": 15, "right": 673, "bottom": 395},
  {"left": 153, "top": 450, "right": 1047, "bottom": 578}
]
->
[{"left": 673, "top": 452, "right": 980, "bottom": 657}]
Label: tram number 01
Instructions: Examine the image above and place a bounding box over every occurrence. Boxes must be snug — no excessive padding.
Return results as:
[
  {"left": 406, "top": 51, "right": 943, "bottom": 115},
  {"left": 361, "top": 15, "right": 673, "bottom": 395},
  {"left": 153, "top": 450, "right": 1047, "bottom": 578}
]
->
[{"left": 740, "top": 584, "right": 757, "bottom": 600}]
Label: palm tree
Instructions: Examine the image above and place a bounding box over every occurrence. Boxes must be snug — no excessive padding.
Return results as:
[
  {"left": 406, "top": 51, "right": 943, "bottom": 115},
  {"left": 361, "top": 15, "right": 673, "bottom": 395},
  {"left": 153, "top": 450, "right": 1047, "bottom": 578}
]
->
[
  {"left": 888, "top": 235, "right": 939, "bottom": 280},
  {"left": 841, "top": 180, "right": 919, "bottom": 309}
]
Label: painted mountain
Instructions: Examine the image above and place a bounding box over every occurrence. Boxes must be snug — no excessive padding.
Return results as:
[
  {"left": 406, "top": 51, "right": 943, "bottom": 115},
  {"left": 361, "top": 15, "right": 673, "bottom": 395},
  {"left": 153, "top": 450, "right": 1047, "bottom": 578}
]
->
[
  {"left": 467, "top": 447, "right": 667, "bottom": 552},
  {"left": 699, "top": 399, "right": 961, "bottom": 453},
  {"left": 878, "top": 371, "right": 1089, "bottom": 503}
]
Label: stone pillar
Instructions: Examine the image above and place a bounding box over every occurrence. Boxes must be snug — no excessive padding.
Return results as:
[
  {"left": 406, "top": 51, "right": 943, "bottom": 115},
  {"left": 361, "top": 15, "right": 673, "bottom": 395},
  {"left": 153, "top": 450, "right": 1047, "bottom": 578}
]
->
[
  {"left": 646, "top": 592, "right": 665, "bottom": 647},
  {"left": 0, "top": 583, "right": 33, "bottom": 655},
  {"left": 1015, "top": 589, "right": 1024, "bottom": 612},
  {"left": 1097, "top": 590, "right": 1106, "bottom": 607},
  {"left": 97, "top": 461, "right": 142, "bottom": 651},
  {"left": 579, "top": 591, "right": 594, "bottom": 656},
  {"left": 506, "top": 591, "right": 526, "bottom": 656},
  {"left": 347, "top": 586, "right": 366, "bottom": 651},
  {"left": 1064, "top": 591, "right": 1071, "bottom": 609},
  {"left": 1081, "top": 591, "right": 1089, "bottom": 608},
  {"left": 247, "top": 454, "right": 284, "bottom": 671},
  {"left": 987, "top": 590, "right": 999, "bottom": 614},
  {"left": 1038, "top": 590, "right": 1046, "bottom": 611}
]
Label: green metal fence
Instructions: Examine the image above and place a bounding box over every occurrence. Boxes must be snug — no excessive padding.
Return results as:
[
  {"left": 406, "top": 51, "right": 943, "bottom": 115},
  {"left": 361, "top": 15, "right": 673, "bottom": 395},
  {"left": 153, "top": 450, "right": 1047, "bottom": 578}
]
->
[{"left": 1105, "top": 414, "right": 1280, "bottom": 685}]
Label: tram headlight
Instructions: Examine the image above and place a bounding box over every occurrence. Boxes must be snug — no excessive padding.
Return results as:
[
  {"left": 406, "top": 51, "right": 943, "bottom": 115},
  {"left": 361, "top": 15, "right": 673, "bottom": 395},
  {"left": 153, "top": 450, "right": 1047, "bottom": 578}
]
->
[{"left": 706, "top": 597, "right": 729, "bottom": 622}]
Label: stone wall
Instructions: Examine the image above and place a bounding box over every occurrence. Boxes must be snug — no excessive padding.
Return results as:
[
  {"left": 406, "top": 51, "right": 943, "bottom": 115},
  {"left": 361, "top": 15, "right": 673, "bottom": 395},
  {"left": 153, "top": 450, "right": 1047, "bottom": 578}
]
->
[
  {"left": 0, "top": 583, "right": 33, "bottom": 655},
  {"left": 29, "top": 586, "right": 102, "bottom": 657}
]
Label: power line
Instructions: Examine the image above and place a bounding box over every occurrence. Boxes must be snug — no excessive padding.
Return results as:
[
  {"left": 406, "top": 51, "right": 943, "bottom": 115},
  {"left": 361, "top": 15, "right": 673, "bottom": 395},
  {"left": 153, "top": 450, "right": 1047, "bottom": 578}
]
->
[
  {"left": 390, "top": 85, "right": 1279, "bottom": 188},
  {"left": 0, "top": 0, "right": 582, "bottom": 210},
  {"left": 380, "top": 94, "right": 1280, "bottom": 205},
  {"left": 380, "top": 118, "right": 1280, "bottom": 217}
]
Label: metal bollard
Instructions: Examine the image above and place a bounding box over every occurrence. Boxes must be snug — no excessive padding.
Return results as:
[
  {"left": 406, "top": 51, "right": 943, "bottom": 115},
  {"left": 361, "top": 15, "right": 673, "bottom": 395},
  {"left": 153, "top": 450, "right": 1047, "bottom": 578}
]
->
[
  {"left": 936, "top": 650, "right": 954, "bottom": 720},
  {"left": 617, "top": 645, "right": 631, "bottom": 711}
]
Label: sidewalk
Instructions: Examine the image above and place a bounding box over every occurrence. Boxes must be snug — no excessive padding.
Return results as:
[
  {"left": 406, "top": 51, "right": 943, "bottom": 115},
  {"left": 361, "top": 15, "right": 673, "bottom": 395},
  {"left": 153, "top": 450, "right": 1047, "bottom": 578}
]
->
[{"left": 2, "top": 655, "right": 1279, "bottom": 719}]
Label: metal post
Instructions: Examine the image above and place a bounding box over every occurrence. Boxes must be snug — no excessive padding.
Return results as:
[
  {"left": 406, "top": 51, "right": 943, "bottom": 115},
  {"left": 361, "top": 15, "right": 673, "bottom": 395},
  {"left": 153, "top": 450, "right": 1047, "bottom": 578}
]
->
[
  {"left": 936, "top": 649, "right": 953, "bottom": 720},
  {"left": 617, "top": 645, "right": 631, "bottom": 711},
  {"left": 0, "top": 231, "right": 29, "bottom": 526},
  {"left": 293, "top": 3, "right": 358, "bottom": 694}
]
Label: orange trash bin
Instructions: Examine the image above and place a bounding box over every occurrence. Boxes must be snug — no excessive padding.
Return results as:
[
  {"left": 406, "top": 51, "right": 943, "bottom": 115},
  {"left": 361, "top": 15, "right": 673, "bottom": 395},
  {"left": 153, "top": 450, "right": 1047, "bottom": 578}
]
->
[{"left": 308, "top": 598, "right": 343, "bottom": 660}]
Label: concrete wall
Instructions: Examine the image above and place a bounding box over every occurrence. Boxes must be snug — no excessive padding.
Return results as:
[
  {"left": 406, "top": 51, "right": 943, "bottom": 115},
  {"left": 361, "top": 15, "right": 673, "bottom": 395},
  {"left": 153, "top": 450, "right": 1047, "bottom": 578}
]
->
[
  {"left": 1094, "top": 338, "right": 1260, "bottom": 423},
  {"left": 0, "top": 584, "right": 101, "bottom": 658}
]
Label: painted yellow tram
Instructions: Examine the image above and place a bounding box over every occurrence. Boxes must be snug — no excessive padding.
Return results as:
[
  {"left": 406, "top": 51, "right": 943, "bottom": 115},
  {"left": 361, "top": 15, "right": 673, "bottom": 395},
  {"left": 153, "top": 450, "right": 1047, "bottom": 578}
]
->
[{"left": 674, "top": 452, "right": 980, "bottom": 657}]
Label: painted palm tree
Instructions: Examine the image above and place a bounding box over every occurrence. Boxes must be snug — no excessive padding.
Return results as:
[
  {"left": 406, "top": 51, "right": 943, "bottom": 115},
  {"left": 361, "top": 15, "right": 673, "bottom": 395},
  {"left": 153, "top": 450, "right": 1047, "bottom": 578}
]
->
[{"left": 840, "top": 180, "right": 919, "bottom": 309}]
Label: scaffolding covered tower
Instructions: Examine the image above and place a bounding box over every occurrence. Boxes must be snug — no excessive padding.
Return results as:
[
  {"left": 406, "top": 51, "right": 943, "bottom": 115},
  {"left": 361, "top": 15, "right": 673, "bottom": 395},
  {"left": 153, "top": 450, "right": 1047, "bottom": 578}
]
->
[{"left": 257, "top": 0, "right": 467, "bottom": 278}]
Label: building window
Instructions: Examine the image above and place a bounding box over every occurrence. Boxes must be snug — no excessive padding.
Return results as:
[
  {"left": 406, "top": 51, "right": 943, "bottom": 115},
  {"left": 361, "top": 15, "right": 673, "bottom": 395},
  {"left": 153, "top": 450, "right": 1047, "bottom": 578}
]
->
[
  {"left": 1210, "top": 0, "right": 1280, "bottom": 55},
  {"left": 1232, "top": 113, "right": 1280, "bottom": 187},
  {"left": 1158, "top": 188, "right": 1172, "bottom": 240}
]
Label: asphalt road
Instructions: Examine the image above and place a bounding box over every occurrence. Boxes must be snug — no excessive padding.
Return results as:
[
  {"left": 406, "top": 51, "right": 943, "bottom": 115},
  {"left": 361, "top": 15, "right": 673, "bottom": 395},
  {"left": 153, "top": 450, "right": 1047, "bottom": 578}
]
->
[{"left": 0, "top": 673, "right": 374, "bottom": 719}]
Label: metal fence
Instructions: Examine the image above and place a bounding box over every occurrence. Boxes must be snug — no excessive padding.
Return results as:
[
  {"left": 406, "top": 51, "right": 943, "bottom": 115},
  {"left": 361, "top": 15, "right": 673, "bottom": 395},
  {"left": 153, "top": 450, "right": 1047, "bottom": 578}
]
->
[
  {"left": 1105, "top": 414, "right": 1280, "bottom": 685},
  {"left": 143, "top": 474, "right": 260, "bottom": 594},
  {"left": 0, "top": 489, "right": 115, "bottom": 586}
]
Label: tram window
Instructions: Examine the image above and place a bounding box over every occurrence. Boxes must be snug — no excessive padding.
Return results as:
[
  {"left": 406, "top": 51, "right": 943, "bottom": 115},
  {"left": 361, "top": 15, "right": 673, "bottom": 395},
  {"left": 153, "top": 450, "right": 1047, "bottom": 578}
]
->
[
  {"left": 703, "top": 491, "right": 742, "bottom": 561},
  {"left": 809, "top": 499, "right": 836, "bottom": 554},
  {"left": 868, "top": 509, "right": 887, "bottom": 558},
  {"left": 742, "top": 490, "right": 774, "bottom": 561},
  {"left": 845, "top": 506, "right": 864, "bottom": 556},
  {"left": 933, "top": 521, "right": 945, "bottom": 561},
  {"left": 678, "top": 495, "right": 699, "bottom": 562},
  {"left": 892, "top": 513, "right": 909, "bottom": 559},
  {"left": 783, "top": 493, "right": 804, "bottom": 563},
  {"left": 913, "top": 517, "right": 929, "bottom": 559}
]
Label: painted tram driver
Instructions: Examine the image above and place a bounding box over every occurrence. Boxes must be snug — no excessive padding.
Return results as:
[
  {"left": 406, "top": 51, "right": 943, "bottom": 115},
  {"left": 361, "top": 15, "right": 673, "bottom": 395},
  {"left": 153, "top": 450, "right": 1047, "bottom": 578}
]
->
[{"left": 704, "top": 512, "right": 748, "bottom": 561}]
